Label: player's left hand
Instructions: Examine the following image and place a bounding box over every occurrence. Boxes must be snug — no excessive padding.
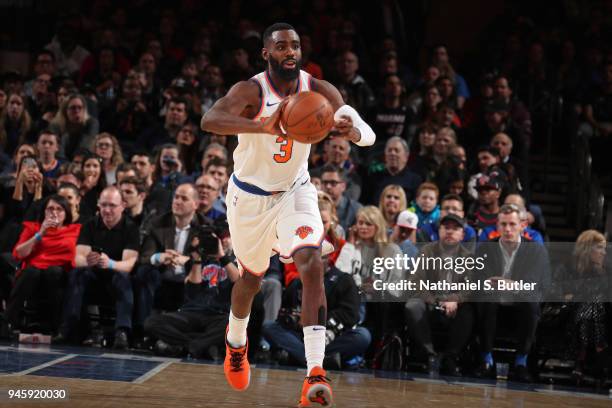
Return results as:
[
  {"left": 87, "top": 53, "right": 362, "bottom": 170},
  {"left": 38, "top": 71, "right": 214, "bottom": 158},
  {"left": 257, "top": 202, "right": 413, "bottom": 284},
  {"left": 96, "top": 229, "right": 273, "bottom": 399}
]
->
[{"left": 331, "top": 115, "right": 361, "bottom": 143}]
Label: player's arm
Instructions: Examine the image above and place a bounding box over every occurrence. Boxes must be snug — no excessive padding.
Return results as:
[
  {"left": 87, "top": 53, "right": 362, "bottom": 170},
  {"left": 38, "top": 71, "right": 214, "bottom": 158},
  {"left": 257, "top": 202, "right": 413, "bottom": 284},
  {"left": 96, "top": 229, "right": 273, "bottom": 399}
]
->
[
  {"left": 312, "top": 78, "right": 376, "bottom": 147},
  {"left": 201, "top": 80, "right": 287, "bottom": 136}
]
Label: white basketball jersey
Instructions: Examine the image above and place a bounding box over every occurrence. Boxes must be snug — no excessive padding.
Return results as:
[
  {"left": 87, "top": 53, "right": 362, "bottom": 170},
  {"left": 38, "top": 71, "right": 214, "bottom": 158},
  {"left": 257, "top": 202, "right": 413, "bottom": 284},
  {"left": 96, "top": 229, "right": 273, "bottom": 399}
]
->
[{"left": 233, "top": 70, "right": 313, "bottom": 191}]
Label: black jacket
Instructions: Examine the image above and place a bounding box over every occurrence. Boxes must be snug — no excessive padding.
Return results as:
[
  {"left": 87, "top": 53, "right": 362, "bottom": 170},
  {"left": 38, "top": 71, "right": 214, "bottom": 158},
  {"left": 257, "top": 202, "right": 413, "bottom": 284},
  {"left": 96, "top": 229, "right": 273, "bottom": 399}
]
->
[
  {"left": 281, "top": 266, "right": 361, "bottom": 331},
  {"left": 475, "top": 237, "right": 550, "bottom": 301}
]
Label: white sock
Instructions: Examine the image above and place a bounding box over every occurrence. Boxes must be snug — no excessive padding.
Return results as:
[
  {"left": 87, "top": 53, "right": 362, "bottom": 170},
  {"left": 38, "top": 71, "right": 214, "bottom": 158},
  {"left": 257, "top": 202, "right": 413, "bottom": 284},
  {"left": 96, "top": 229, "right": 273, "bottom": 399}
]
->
[
  {"left": 227, "top": 310, "right": 249, "bottom": 348},
  {"left": 303, "top": 325, "right": 326, "bottom": 375}
]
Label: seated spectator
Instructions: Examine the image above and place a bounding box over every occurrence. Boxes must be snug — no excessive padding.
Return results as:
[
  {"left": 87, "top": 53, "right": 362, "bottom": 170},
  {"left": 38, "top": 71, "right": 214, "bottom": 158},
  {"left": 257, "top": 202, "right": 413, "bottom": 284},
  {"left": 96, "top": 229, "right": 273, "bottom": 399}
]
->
[
  {"left": 92, "top": 133, "right": 124, "bottom": 185},
  {"left": 467, "top": 174, "right": 502, "bottom": 235},
  {"left": 118, "top": 177, "right": 151, "bottom": 235},
  {"left": 350, "top": 206, "right": 404, "bottom": 356},
  {"left": 145, "top": 233, "right": 239, "bottom": 358},
  {"left": 473, "top": 204, "right": 550, "bottom": 382},
  {"left": 493, "top": 75, "right": 532, "bottom": 146},
  {"left": 313, "top": 137, "right": 362, "bottom": 201},
  {"left": 49, "top": 94, "right": 99, "bottom": 159},
  {"left": 390, "top": 209, "right": 419, "bottom": 256},
  {"left": 320, "top": 164, "right": 361, "bottom": 232},
  {"left": 200, "top": 143, "right": 228, "bottom": 175},
  {"left": 414, "top": 83, "right": 442, "bottom": 125},
  {"left": 564, "top": 230, "right": 610, "bottom": 381},
  {"left": 408, "top": 182, "right": 441, "bottom": 228},
  {"left": 0, "top": 143, "right": 37, "bottom": 189},
  {"left": 152, "top": 143, "right": 191, "bottom": 193},
  {"left": 5, "top": 195, "right": 81, "bottom": 334},
  {"left": 378, "top": 184, "right": 407, "bottom": 231},
  {"left": 417, "top": 193, "right": 477, "bottom": 249},
  {"left": 435, "top": 76, "right": 461, "bottom": 112},
  {"left": 369, "top": 74, "right": 414, "bottom": 158},
  {"left": 177, "top": 122, "right": 200, "bottom": 175},
  {"left": 195, "top": 174, "right": 226, "bottom": 220},
  {"left": 262, "top": 253, "right": 371, "bottom": 370},
  {"left": 56, "top": 162, "right": 84, "bottom": 190},
  {"left": 80, "top": 153, "right": 107, "bottom": 217},
  {"left": 200, "top": 64, "right": 226, "bottom": 115},
  {"left": 365, "top": 136, "right": 423, "bottom": 205},
  {"left": 466, "top": 146, "right": 506, "bottom": 200},
  {"left": 138, "top": 96, "right": 189, "bottom": 150},
  {"left": 57, "top": 183, "right": 86, "bottom": 225},
  {"left": 135, "top": 183, "right": 210, "bottom": 337},
  {"left": 408, "top": 124, "right": 437, "bottom": 181},
  {"left": 0, "top": 92, "right": 35, "bottom": 156},
  {"left": 491, "top": 132, "right": 527, "bottom": 198},
  {"left": 478, "top": 194, "right": 544, "bottom": 244},
  {"left": 334, "top": 51, "right": 376, "bottom": 115},
  {"left": 131, "top": 150, "right": 172, "bottom": 215},
  {"left": 430, "top": 45, "right": 470, "bottom": 108},
  {"left": 115, "top": 162, "right": 137, "bottom": 184},
  {"left": 36, "top": 129, "right": 63, "bottom": 184},
  {"left": 405, "top": 214, "right": 475, "bottom": 375},
  {"left": 203, "top": 157, "right": 230, "bottom": 212},
  {"left": 54, "top": 187, "right": 139, "bottom": 349},
  {"left": 503, "top": 193, "right": 546, "bottom": 237}
]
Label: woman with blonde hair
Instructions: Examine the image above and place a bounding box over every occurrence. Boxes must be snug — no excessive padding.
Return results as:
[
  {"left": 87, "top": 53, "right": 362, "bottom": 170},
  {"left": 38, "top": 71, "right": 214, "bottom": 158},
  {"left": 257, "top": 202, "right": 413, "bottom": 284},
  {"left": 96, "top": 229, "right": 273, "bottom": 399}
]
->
[
  {"left": 92, "top": 132, "right": 124, "bottom": 185},
  {"left": 566, "top": 229, "right": 610, "bottom": 383},
  {"left": 378, "top": 184, "right": 407, "bottom": 232},
  {"left": 0, "top": 93, "right": 34, "bottom": 155},
  {"left": 49, "top": 94, "right": 99, "bottom": 159}
]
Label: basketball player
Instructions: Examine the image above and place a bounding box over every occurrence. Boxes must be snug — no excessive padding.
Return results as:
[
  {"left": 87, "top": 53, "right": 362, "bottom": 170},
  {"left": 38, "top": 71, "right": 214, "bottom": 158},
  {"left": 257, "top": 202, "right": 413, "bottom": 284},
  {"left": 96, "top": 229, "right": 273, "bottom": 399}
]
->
[{"left": 201, "top": 22, "right": 375, "bottom": 407}]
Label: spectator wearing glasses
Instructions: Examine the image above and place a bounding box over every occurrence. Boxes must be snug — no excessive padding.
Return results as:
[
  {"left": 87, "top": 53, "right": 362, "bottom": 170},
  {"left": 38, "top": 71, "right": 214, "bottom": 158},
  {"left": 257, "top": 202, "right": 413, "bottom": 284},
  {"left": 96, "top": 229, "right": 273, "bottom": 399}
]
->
[
  {"left": 55, "top": 186, "right": 140, "bottom": 349},
  {"left": 49, "top": 94, "right": 99, "bottom": 159},
  {"left": 320, "top": 164, "right": 362, "bottom": 232},
  {"left": 92, "top": 133, "right": 124, "bottom": 185},
  {"left": 195, "top": 174, "right": 225, "bottom": 220},
  {"left": 473, "top": 203, "right": 550, "bottom": 382},
  {"left": 5, "top": 195, "right": 80, "bottom": 335},
  {"left": 417, "top": 194, "right": 477, "bottom": 249}
]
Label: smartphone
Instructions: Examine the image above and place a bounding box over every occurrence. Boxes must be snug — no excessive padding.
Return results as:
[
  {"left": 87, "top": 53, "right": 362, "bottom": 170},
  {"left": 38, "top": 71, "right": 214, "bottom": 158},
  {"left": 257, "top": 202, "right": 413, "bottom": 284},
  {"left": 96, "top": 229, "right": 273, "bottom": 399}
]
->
[{"left": 91, "top": 246, "right": 104, "bottom": 254}]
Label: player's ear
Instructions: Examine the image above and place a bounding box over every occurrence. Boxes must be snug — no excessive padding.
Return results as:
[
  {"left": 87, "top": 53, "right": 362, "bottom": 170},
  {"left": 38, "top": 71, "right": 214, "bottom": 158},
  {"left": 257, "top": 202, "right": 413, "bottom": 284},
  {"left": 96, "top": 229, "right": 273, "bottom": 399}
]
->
[{"left": 261, "top": 48, "right": 269, "bottom": 62}]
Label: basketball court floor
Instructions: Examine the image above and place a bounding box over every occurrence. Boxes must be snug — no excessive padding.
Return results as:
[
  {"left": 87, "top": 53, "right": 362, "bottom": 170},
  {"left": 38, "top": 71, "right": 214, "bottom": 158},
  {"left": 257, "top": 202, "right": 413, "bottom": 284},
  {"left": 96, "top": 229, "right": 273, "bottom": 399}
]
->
[{"left": 0, "top": 342, "right": 610, "bottom": 407}]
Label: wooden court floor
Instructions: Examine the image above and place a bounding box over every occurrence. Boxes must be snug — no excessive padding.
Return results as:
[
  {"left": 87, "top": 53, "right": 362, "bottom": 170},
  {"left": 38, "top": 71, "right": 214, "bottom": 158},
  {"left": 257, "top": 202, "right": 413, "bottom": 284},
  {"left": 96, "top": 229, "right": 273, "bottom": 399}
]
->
[{"left": 1, "top": 360, "right": 611, "bottom": 408}]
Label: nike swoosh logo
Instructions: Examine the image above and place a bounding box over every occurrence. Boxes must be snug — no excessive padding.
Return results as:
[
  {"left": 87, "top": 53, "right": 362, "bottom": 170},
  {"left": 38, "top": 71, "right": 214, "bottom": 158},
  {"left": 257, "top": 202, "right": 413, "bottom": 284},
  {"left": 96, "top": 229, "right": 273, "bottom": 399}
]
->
[{"left": 266, "top": 101, "right": 280, "bottom": 107}]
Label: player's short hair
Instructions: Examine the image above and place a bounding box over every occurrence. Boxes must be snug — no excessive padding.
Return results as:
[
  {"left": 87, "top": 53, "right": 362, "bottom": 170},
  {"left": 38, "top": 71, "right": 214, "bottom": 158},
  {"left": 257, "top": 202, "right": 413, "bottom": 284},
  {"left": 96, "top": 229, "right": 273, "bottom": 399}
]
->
[{"left": 263, "top": 22, "right": 296, "bottom": 45}]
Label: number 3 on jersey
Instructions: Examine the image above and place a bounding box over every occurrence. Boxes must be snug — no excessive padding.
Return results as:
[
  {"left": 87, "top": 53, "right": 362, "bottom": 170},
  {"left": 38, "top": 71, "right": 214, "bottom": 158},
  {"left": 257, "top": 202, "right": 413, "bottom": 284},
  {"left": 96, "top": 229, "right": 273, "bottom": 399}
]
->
[{"left": 273, "top": 136, "right": 293, "bottom": 163}]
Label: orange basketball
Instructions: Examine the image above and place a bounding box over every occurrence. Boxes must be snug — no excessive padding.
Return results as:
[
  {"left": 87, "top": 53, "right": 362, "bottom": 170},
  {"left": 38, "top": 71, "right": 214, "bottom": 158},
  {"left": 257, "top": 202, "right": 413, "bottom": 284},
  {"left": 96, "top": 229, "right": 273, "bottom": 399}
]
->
[{"left": 280, "top": 91, "right": 334, "bottom": 144}]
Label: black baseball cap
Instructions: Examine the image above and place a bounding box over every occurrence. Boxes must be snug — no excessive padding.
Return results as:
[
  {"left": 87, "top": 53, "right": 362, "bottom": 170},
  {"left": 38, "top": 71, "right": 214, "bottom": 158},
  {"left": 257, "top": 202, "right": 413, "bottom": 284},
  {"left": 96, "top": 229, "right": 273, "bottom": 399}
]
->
[
  {"left": 475, "top": 174, "right": 502, "bottom": 191},
  {"left": 439, "top": 213, "right": 466, "bottom": 228}
]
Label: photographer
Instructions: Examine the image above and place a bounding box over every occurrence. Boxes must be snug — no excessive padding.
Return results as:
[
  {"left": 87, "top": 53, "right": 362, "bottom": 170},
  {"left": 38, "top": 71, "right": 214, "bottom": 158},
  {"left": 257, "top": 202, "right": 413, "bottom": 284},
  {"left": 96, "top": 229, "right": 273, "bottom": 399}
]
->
[
  {"left": 262, "top": 254, "right": 371, "bottom": 370},
  {"left": 134, "top": 183, "right": 212, "bottom": 335},
  {"left": 151, "top": 143, "right": 192, "bottom": 193},
  {"left": 144, "top": 230, "right": 239, "bottom": 358}
]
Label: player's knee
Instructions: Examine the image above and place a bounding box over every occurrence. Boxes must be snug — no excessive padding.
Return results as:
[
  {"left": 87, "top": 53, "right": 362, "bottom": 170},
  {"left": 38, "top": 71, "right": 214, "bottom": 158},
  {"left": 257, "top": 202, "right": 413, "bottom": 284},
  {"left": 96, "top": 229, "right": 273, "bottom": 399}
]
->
[
  {"left": 293, "top": 248, "right": 324, "bottom": 284},
  {"left": 241, "top": 271, "right": 264, "bottom": 295}
]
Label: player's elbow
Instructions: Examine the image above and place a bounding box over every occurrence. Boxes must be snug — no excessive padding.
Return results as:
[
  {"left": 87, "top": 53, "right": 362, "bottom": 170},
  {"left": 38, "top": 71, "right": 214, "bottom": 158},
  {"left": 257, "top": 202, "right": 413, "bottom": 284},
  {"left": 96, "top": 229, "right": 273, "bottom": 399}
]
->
[{"left": 200, "top": 111, "right": 214, "bottom": 132}]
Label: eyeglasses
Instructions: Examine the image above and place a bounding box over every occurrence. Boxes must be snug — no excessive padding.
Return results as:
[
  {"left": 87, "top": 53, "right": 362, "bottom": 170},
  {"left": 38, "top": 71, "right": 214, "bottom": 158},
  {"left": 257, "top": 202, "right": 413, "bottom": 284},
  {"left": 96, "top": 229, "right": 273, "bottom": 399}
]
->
[
  {"left": 321, "top": 180, "right": 342, "bottom": 187},
  {"left": 45, "top": 206, "right": 65, "bottom": 213},
  {"left": 196, "top": 183, "right": 217, "bottom": 192}
]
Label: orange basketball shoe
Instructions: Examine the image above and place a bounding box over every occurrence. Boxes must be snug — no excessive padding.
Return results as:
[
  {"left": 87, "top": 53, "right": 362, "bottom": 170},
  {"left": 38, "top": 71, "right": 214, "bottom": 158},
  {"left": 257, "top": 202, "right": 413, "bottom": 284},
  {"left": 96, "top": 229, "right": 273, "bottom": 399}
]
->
[
  {"left": 297, "top": 366, "right": 333, "bottom": 407},
  {"left": 224, "top": 330, "right": 250, "bottom": 391}
]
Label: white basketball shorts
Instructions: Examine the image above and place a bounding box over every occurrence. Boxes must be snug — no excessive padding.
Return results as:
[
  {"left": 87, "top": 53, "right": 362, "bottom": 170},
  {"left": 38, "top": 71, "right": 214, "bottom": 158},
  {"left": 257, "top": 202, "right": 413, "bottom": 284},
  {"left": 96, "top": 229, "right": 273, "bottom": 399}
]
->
[{"left": 226, "top": 174, "right": 324, "bottom": 275}]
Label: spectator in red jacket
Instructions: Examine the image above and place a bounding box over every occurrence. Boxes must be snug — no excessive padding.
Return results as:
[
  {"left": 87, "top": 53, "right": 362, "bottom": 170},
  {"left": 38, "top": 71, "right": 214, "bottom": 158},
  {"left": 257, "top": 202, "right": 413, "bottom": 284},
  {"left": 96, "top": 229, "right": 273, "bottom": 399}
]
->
[{"left": 6, "top": 194, "right": 81, "bottom": 334}]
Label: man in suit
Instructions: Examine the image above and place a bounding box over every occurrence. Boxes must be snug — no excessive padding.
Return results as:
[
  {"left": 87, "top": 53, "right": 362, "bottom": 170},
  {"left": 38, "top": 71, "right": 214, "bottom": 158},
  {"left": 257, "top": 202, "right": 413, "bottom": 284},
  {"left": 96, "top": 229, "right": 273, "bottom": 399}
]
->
[
  {"left": 474, "top": 203, "right": 550, "bottom": 382},
  {"left": 133, "top": 183, "right": 212, "bottom": 334}
]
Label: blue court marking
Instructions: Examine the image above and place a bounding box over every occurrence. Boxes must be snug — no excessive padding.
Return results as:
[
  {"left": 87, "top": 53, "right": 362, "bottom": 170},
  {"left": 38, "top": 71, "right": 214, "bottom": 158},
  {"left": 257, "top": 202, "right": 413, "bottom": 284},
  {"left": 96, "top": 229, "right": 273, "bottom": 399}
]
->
[
  {"left": 0, "top": 349, "right": 62, "bottom": 374},
  {"left": 28, "top": 355, "right": 162, "bottom": 382}
]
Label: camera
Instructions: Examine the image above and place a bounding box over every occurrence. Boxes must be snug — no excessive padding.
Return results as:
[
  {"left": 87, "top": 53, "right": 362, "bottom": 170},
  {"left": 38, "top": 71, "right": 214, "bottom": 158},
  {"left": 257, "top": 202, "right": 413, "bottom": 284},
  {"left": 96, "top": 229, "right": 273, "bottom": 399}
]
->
[
  {"left": 189, "top": 223, "right": 219, "bottom": 259},
  {"left": 162, "top": 156, "right": 178, "bottom": 167}
]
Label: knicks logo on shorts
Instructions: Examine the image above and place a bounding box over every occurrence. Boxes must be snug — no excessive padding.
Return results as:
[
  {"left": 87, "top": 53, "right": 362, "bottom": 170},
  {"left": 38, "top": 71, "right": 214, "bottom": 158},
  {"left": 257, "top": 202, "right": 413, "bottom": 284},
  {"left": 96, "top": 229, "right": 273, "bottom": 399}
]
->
[{"left": 295, "top": 225, "right": 314, "bottom": 239}]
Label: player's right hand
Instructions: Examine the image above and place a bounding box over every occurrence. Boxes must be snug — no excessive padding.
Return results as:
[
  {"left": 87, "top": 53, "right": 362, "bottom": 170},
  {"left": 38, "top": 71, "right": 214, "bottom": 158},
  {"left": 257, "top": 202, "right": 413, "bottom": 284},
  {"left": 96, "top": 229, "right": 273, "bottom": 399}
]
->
[{"left": 260, "top": 98, "right": 289, "bottom": 136}]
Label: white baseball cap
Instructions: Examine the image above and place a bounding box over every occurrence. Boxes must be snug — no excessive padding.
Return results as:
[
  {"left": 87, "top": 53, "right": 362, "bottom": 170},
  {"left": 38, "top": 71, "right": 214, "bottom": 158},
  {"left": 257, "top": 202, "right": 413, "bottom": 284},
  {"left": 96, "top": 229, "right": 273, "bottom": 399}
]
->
[{"left": 397, "top": 210, "right": 418, "bottom": 229}]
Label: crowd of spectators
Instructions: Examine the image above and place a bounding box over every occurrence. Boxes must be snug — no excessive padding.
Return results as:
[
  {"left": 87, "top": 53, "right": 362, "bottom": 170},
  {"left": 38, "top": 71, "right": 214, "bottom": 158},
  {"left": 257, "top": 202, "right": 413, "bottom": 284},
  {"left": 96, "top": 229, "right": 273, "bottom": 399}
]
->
[{"left": 0, "top": 0, "right": 610, "bottom": 386}]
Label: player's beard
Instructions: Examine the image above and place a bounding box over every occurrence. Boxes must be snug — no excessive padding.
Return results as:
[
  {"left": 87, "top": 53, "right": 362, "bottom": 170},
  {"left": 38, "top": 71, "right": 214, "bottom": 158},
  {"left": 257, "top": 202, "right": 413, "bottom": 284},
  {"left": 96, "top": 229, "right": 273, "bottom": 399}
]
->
[{"left": 269, "top": 57, "right": 301, "bottom": 81}]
